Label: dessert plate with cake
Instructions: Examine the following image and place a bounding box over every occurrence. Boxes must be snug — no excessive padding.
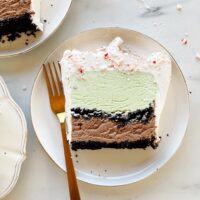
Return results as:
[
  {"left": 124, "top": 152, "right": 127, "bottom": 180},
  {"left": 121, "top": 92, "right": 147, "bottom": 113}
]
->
[
  {"left": 0, "top": 0, "right": 72, "bottom": 57},
  {"left": 0, "top": 76, "right": 27, "bottom": 198},
  {"left": 31, "top": 28, "right": 189, "bottom": 186}
]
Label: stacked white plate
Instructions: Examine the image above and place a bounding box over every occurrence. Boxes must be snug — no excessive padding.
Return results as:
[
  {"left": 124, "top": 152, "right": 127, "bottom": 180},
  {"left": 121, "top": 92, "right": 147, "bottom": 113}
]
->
[{"left": 0, "top": 77, "right": 27, "bottom": 199}]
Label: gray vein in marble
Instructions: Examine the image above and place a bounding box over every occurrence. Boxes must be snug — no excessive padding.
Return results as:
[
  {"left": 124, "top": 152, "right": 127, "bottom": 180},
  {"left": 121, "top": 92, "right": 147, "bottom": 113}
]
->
[
  {"left": 139, "top": 0, "right": 189, "bottom": 17},
  {"left": 181, "top": 183, "right": 200, "bottom": 191},
  {"left": 140, "top": 6, "right": 164, "bottom": 17}
]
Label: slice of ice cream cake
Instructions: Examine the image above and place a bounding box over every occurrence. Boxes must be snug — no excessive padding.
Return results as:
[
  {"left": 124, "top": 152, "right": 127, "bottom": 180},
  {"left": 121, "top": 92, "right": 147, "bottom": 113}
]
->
[
  {"left": 0, "top": 0, "right": 43, "bottom": 42},
  {"left": 60, "top": 37, "right": 171, "bottom": 150}
]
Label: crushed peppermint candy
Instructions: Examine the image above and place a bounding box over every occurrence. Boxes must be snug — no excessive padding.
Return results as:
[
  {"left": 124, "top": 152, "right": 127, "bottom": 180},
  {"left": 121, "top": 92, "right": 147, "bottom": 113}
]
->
[
  {"left": 104, "top": 53, "right": 109, "bottom": 59},
  {"left": 147, "top": 52, "right": 169, "bottom": 67},
  {"left": 185, "top": 32, "right": 189, "bottom": 37},
  {"left": 181, "top": 38, "right": 187, "bottom": 45},
  {"left": 79, "top": 68, "right": 84, "bottom": 74},
  {"left": 176, "top": 4, "right": 183, "bottom": 11},
  {"left": 195, "top": 53, "right": 200, "bottom": 60}
]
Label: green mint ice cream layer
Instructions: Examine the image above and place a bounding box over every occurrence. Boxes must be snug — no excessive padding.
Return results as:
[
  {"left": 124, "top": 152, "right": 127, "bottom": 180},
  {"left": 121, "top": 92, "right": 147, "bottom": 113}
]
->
[{"left": 71, "top": 71, "right": 157, "bottom": 113}]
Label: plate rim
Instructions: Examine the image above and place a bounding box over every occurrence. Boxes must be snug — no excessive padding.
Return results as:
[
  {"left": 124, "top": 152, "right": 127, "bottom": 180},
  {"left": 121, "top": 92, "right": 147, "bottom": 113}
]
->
[
  {"left": 0, "top": 76, "right": 27, "bottom": 199},
  {"left": 30, "top": 27, "right": 190, "bottom": 186},
  {"left": 0, "top": 0, "right": 72, "bottom": 58}
]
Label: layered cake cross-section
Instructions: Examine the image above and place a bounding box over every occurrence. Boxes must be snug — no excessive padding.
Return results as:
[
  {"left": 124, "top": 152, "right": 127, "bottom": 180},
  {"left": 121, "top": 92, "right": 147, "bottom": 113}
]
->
[
  {"left": 60, "top": 37, "right": 172, "bottom": 150},
  {"left": 0, "top": 0, "right": 43, "bottom": 42}
]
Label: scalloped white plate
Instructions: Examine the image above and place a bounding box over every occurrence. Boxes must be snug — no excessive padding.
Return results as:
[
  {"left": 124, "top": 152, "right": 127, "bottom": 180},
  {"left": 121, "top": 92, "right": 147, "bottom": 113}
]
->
[
  {"left": 0, "top": 0, "right": 72, "bottom": 58},
  {"left": 31, "top": 28, "right": 189, "bottom": 186},
  {"left": 0, "top": 76, "right": 27, "bottom": 199}
]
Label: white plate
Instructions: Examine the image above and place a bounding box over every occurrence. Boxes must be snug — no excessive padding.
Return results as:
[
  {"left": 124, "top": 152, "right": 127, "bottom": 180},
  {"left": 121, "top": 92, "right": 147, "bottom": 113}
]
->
[
  {"left": 0, "top": 0, "right": 72, "bottom": 58},
  {"left": 31, "top": 28, "right": 189, "bottom": 186},
  {"left": 0, "top": 76, "right": 27, "bottom": 199}
]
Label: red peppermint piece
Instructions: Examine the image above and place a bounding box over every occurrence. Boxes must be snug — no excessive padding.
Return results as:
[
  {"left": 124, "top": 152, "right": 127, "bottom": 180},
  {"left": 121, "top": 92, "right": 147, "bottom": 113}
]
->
[
  {"left": 181, "top": 38, "right": 187, "bottom": 45},
  {"left": 79, "top": 68, "right": 84, "bottom": 74},
  {"left": 104, "top": 53, "right": 109, "bottom": 59}
]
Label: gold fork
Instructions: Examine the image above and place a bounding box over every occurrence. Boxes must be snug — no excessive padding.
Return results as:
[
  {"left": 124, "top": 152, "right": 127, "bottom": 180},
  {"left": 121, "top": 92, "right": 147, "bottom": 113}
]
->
[{"left": 43, "top": 62, "right": 81, "bottom": 200}]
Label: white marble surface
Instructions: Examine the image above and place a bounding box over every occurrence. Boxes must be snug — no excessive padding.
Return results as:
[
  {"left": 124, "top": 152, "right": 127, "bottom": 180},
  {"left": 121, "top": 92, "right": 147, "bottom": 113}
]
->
[{"left": 0, "top": 0, "right": 199, "bottom": 199}]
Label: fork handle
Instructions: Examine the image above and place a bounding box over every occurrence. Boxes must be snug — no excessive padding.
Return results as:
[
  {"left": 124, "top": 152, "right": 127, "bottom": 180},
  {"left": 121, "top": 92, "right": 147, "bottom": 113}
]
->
[{"left": 60, "top": 122, "right": 81, "bottom": 200}]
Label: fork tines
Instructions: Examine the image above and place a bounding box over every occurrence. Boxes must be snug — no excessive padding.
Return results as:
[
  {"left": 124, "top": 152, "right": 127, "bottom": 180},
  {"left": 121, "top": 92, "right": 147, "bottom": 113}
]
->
[{"left": 43, "top": 62, "right": 63, "bottom": 97}]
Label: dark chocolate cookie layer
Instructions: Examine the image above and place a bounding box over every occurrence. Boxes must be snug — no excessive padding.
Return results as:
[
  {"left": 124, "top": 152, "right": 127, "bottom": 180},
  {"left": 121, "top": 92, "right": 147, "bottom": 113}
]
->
[
  {"left": 0, "top": 13, "right": 39, "bottom": 41},
  {"left": 71, "top": 136, "right": 157, "bottom": 151},
  {"left": 71, "top": 104, "right": 155, "bottom": 125},
  {"left": 71, "top": 115, "right": 156, "bottom": 147}
]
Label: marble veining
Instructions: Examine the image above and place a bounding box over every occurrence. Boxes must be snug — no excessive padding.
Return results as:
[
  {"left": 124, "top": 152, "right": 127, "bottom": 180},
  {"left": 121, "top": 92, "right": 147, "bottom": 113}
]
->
[{"left": 141, "top": 6, "right": 163, "bottom": 17}]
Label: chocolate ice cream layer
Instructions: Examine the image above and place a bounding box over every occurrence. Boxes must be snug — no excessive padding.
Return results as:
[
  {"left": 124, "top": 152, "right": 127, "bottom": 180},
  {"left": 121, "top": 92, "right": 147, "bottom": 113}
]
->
[
  {"left": 71, "top": 116, "right": 156, "bottom": 150},
  {"left": 0, "top": 0, "right": 32, "bottom": 20}
]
